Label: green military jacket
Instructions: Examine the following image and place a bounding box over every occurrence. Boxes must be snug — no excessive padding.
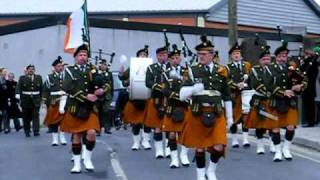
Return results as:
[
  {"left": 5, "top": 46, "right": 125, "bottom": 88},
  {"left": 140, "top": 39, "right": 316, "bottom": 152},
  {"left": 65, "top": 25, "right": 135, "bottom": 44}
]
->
[
  {"left": 145, "top": 62, "right": 169, "bottom": 98},
  {"left": 43, "top": 72, "right": 64, "bottom": 106},
  {"left": 162, "top": 65, "right": 189, "bottom": 114},
  {"left": 267, "top": 62, "right": 308, "bottom": 108},
  {"left": 249, "top": 65, "right": 273, "bottom": 97},
  {"left": 16, "top": 74, "right": 43, "bottom": 108},
  {"left": 63, "top": 64, "right": 99, "bottom": 113},
  {"left": 268, "top": 62, "right": 308, "bottom": 98},
  {"left": 226, "top": 61, "right": 251, "bottom": 91},
  {"left": 97, "top": 70, "right": 113, "bottom": 101},
  {"left": 189, "top": 62, "right": 232, "bottom": 114},
  {"left": 249, "top": 65, "right": 274, "bottom": 107}
]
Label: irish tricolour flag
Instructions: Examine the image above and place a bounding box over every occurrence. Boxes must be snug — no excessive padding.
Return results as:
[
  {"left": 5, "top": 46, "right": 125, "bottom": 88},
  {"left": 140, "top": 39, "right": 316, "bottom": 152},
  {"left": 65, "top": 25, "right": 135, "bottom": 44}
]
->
[{"left": 64, "top": 0, "right": 90, "bottom": 53}]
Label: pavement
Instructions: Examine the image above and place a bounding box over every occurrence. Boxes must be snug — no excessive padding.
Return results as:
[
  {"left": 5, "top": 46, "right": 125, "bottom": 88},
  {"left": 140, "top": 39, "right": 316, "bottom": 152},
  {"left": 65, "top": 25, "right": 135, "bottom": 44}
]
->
[
  {"left": 1, "top": 128, "right": 320, "bottom": 180},
  {"left": 292, "top": 125, "right": 320, "bottom": 151}
]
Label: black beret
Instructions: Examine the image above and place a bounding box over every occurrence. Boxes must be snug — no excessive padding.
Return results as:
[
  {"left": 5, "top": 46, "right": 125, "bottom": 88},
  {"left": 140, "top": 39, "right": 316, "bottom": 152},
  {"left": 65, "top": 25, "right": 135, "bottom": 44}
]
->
[
  {"left": 26, "top": 64, "right": 35, "bottom": 69},
  {"left": 73, "top": 44, "right": 89, "bottom": 57},
  {"left": 259, "top": 45, "right": 271, "bottom": 58},
  {"left": 195, "top": 35, "right": 214, "bottom": 51},
  {"left": 169, "top": 44, "right": 181, "bottom": 57},
  {"left": 52, "top": 56, "right": 63, "bottom": 66},
  {"left": 228, "top": 42, "right": 241, "bottom": 55},
  {"left": 100, "top": 59, "right": 107, "bottom": 64},
  {"left": 136, "top": 45, "right": 149, "bottom": 57},
  {"left": 156, "top": 46, "right": 168, "bottom": 54},
  {"left": 274, "top": 41, "right": 289, "bottom": 56}
]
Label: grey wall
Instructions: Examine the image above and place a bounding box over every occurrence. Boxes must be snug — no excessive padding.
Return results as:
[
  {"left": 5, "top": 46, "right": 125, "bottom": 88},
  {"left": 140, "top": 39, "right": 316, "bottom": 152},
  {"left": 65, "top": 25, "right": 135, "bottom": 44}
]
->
[{"left": 0, "top": 25, "right": 302, "bottom": 78}]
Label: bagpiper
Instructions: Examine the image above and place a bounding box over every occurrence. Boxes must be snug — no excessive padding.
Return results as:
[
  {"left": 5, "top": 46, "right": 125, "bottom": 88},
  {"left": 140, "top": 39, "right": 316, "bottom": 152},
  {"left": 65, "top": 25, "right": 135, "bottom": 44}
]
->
[
  {"left": 60, "top": 44, "right": 102, "bottom": 173},
  {"left": 161, "top": 44, "right": 190, "bottom": 168},
  {"left": 179, "top": 36, "right": 233, "bottom": 180},
  {"left": 267, "top": 41, "right": 307, "bottom": 162},
  {"left": 96, "top": 59, "right": 113, "bottom": 134},
  {"left": 245, "top": 45, "right": 274, "bottom": 154},
  {"left": 43, "top": 56, "right": 67, "bottom": 146}
]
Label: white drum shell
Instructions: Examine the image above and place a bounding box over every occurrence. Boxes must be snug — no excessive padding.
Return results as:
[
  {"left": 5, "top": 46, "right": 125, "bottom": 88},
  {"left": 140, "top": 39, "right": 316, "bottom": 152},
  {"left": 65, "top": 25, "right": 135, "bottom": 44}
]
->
[
  {"left": 129, "top": 57, "right": 153, "bottom": 100},
  {"left": 241, "top": 90, "right": 256, "bottom": 114}
]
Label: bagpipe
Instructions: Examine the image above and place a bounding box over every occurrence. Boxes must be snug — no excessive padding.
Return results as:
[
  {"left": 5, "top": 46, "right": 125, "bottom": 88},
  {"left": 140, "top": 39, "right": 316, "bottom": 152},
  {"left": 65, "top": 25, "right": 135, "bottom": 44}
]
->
[
  {"left": 178, "top": 29, "right": 197, "bottom": 83},
  {"left": 276, "top": 25, "right": 306, "bottom": 88},
  {"left": 86, "top": 49, "right": 115, "bottom": 101}
]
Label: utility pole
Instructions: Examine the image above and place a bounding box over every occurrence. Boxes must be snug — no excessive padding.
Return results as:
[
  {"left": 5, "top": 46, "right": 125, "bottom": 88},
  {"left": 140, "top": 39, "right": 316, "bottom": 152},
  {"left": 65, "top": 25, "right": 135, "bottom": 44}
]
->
[{"left": 228, "top": 0, "right": 238, "bottom": 50}]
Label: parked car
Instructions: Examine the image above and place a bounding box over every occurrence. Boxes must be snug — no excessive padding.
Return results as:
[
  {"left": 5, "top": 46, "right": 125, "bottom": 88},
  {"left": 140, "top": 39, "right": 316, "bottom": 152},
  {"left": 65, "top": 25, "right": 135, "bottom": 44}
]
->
[{"left": 108, "top": 71, "right": 128, "bottom": 130}]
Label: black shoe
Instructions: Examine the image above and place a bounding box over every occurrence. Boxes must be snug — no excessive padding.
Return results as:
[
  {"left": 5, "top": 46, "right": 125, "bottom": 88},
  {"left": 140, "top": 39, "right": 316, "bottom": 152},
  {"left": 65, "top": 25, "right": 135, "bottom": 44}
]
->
[
  {"left": 4, "top": 129, "right": 10, "bottom": 134},
  {"left": 232, "top": 144, "right": 240, "bottom": 148},
  {"left": 25, "top": 133, "right": 31, "bottom": 137},
  {"left": 104, "top": 129, "right": 112, "bottom": 134},
  {"left": 302, "top": 124, "right": 314, "bottom": 128},
  {"left": 243, "top": 143, "right": 251, "bottom": 148},
  {"left": 34, "top": 132, "right": 40, "bottom": 136},
  {"left": 16, "top": 126, "right": 22, "bottom": 132}
]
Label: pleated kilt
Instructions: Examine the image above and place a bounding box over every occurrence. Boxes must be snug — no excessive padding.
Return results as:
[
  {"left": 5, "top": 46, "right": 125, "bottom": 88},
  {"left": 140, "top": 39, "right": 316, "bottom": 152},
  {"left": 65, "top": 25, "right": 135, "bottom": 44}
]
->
[
  {"left": 44, "top": 105, "right": 64, "bottom": 127},
  {"left": 180, "top": 107, "right": 227, "bottom": 149},
  {"left": 233, "top": 92, "right": 243, "bottom": 124},
  {"left": 144, "top": 99, "right": 163, "bottom": 129},
  {"left": 245, "top": 99, "right": 277, "bottom": 129},
  {"left": 162, "top": 115, "right": 184, "bottom": 133},
  {"left": 245, "top": 99, "right": 297, "bottom": 129},
  {"left": 273, "top": 108, "right": 298, "bottom": 128},
  {"left": 60, "top": 111, "right": 100, "bottom": 133},
  {"left": 122, "top": 101, "right": 147, "bottom": 125}
]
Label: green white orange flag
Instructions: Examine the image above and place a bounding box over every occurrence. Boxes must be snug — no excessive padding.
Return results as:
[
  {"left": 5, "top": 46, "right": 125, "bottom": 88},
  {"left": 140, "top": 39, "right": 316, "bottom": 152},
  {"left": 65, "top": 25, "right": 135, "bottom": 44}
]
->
[{"left": 64, "top": 0, "right": 90, "bottom": 53}]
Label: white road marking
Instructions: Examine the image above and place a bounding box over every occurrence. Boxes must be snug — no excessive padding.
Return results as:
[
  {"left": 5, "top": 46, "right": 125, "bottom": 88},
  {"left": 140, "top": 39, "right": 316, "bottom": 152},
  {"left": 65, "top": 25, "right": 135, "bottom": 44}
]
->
[{"left": 96, "top": 139, "right": 129, "bottom": 180}]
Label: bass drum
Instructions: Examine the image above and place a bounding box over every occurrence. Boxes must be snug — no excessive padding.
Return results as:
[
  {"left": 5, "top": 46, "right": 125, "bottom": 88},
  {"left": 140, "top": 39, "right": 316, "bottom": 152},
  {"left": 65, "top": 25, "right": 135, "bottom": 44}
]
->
[
  {"left": 241, "top": 89, "right": 256, "bottom": 114},
  {"left": 129, "top": 57, "right": 153, "bottom": 100}
]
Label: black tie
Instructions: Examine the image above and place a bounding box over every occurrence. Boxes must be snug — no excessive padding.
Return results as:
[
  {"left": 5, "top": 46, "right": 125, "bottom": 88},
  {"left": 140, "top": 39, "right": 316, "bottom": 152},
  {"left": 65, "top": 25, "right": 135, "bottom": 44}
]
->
[
  {"left": 237, "top": 63, "right": 241, "bottom": 72},
  {"left": 206, "top": 65, "right": 211, "bottom": 73},
  {"left": 80, "top": 65, "right": 85, "bottom": 72},
  {"left": 162, "top": 64, "right": 165, "bottom": 71}
]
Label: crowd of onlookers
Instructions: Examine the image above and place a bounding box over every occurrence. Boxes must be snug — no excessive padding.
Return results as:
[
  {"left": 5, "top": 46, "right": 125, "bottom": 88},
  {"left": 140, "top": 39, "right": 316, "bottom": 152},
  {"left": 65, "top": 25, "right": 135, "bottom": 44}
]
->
[{"left": 0, "top": 68, "right": 23, "bottom": 134}]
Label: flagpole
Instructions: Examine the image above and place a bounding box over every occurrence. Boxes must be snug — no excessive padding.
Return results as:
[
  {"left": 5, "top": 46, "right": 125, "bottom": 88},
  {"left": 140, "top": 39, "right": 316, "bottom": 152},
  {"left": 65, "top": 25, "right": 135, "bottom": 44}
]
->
[{"left": 83, "top": 0, "right": 91, "bottom": 58}]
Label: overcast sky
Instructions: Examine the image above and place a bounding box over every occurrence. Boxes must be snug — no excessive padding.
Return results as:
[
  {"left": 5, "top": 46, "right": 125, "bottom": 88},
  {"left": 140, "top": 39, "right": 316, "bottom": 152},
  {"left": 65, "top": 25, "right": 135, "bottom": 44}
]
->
[{"left": 316, "top": 0, "right": 320, "bottom": 5}]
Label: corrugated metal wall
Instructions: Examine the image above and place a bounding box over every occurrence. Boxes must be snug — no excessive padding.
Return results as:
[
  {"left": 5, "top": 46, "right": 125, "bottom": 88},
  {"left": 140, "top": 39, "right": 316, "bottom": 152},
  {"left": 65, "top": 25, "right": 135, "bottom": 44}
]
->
[
  {"left": 208, "top": 0, "right": 320, "bottom": 34},
  {"left": 0, "top": 25, "right": 301, "bottom": 78}
]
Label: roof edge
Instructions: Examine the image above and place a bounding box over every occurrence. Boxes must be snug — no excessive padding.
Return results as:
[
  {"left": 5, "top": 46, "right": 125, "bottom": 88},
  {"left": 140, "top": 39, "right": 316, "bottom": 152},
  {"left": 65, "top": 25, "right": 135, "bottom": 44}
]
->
[
  {"left": 303, "top": 0, "right": 320, "bottom": 17},
  {"left": 0, "top": 17, "right": 303, "bottom": 42}
]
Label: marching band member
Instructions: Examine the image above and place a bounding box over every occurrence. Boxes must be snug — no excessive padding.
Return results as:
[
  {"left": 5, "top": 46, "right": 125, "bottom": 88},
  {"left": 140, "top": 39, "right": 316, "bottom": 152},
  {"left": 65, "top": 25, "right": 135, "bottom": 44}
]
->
[
  {"left": 43, "top": 56, "right": 67, "bottom": 146},
  {"left": 61, "top": 44, "right": 103, "bottom": 173},
  {"left": 245, "top": 46, "right": 274, "bottom": 154},
  {"left": 161, "top": 44, "right": 190, "bottom": 168},
  {"left": 179, "top": 36, "right": 233, "bottom": 180},
  {"left": 145, "top": 46, "right": 170, "bottom": 158},
  {"left": 268, "top": 41, "right": 307, "bottom": 162},
  {"left": 226, "top": 43, "right": 252, "bottom": 148},
  {"left": 119, "top": 46, "right": 152, "bottom": 150}
]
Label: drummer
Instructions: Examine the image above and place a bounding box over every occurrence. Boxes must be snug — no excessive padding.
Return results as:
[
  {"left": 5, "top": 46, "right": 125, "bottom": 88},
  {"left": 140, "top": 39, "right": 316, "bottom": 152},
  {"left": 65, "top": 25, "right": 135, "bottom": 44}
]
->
[
  {"left": 226, "top": 42, "right": 252, "bottom": 148},
  {"left": 119, "top": 45, "right": 152, "bottom": 151}
]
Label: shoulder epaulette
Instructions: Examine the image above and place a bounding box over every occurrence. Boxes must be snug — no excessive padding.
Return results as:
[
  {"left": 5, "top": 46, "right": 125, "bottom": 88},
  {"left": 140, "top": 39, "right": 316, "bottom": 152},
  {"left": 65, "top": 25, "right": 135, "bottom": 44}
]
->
[{"left": 216, "top": 64, "right": 228, "bottom": 77}]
